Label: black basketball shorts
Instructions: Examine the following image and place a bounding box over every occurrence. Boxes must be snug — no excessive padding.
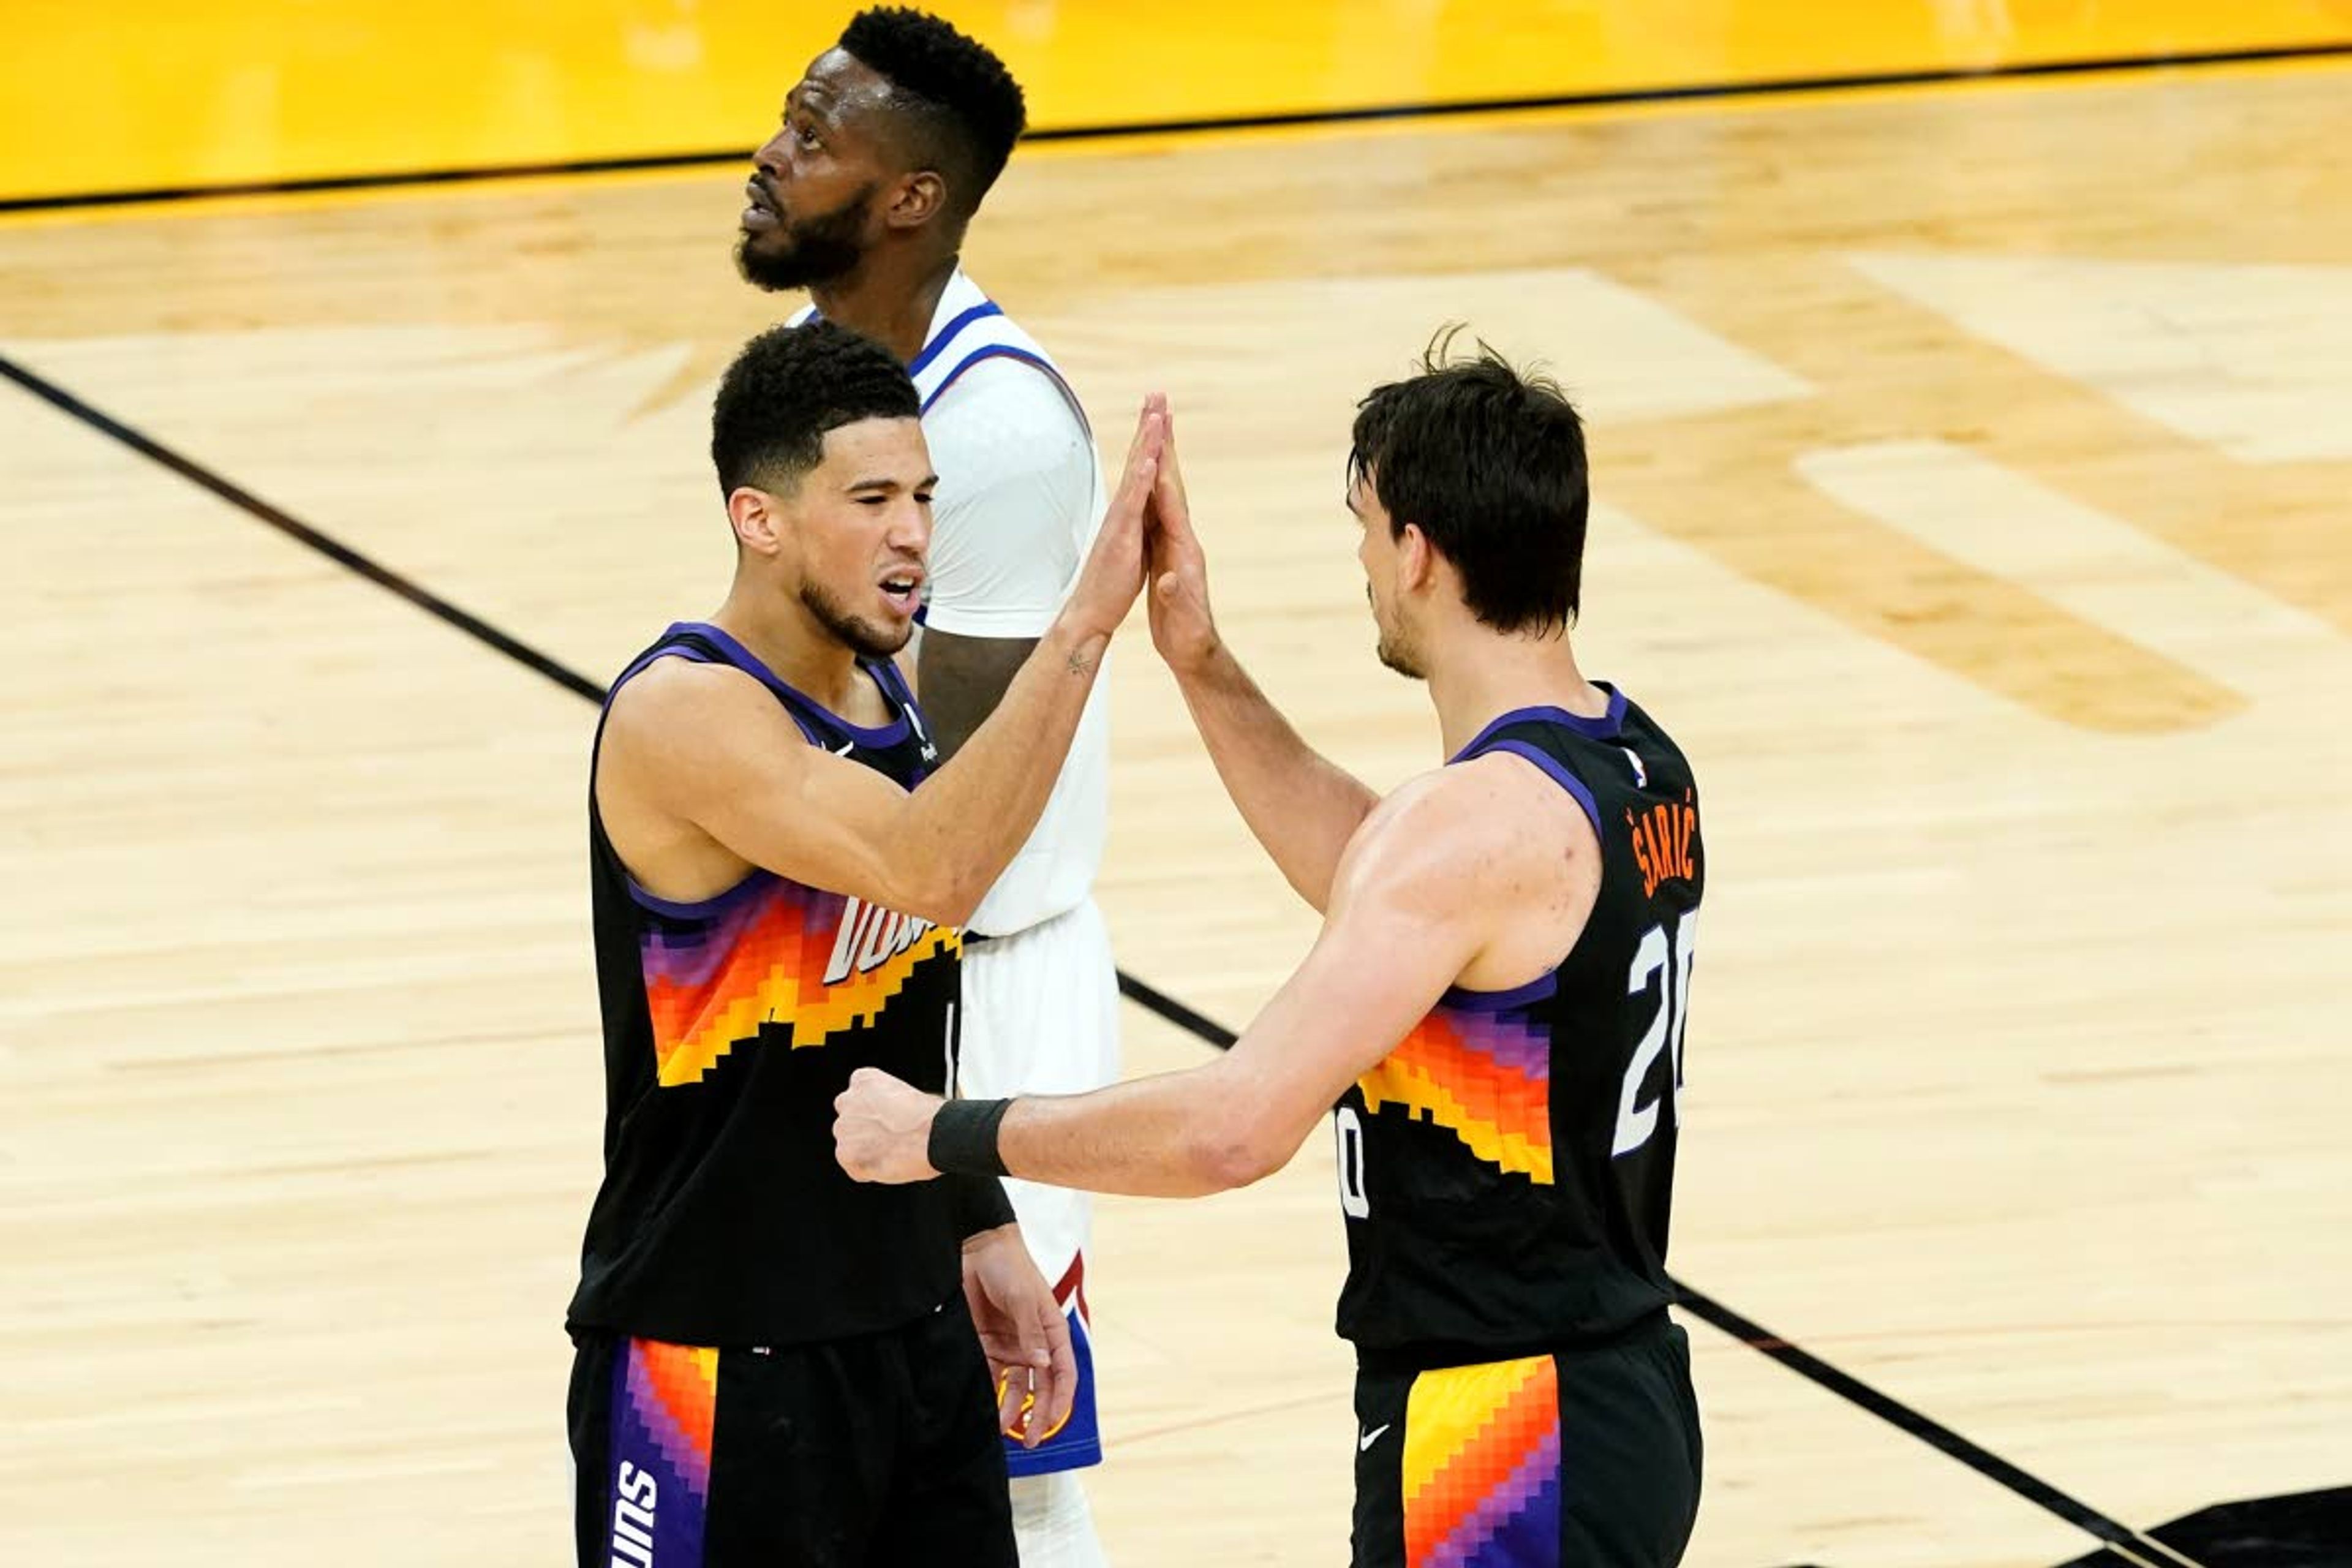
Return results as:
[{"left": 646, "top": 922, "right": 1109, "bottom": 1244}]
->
[
  {"left": 1350, "top": 1317, "right": 1702, "bottom": 1567},
  {"left": 568, "top": 1296, "right": 1016, "bottom": 1568}
]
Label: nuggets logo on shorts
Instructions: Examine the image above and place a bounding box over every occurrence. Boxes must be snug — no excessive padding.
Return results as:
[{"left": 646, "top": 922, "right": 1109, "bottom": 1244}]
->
[
  {"left": 1003, "top": 1255, "right": 1104, "bottom": 1477},
  {"left": 639, "top": 876, "right": 958, "bottom": 1086}
]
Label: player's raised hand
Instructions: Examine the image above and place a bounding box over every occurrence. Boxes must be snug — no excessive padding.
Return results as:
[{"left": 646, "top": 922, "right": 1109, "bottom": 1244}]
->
[
  {"left": 962, "top": 1224, "right": 1079, "bottom": 1450},
  {"left": 1057, "top": 394, "right": 1166, "bottom": 646},
  {"left": 1144, "top": 406, "right": 1221, "bottom": 676},
  {"left": 832, "top": 1067, "right": 944, "bottom": 1184}
]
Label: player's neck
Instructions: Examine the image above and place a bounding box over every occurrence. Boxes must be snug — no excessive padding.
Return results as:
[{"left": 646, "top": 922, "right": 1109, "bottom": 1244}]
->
[
  {"left": 706, "top": 586, "right": 867, "bottom": 718},
  {"left": 1425, "top": 627, "right": 1607, "bottom": 759},
  {"left": 808, "top": 251, "right": 961, "bottom": 366}
]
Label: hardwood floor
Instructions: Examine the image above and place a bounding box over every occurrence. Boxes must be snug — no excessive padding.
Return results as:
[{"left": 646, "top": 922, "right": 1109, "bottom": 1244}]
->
[{"left": 2, "top": 51, "right": 2346, "bottom": 1568}]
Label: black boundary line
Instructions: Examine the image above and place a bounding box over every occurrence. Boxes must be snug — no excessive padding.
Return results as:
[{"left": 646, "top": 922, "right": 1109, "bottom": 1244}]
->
[
  {"left": 5, "top": 39, "right": 2350, "bottom": 215},
  {"left": 4, "top": 347, "right": 2194, "bottom": 1567},
  {"left": 1665, "top": 1289, "right": 2187, "bottom": 1564},
  {"left": 1126, "top": 973, "right": 2184, "bottom": 1562},
  {"left": 0, "top": 354, "right": 605, "bottom": 703}
]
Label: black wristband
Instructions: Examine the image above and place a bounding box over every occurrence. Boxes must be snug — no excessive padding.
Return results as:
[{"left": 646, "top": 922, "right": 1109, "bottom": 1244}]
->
[{"left": 929, "top": 1096, "right": 1014, "bottom": 1178}]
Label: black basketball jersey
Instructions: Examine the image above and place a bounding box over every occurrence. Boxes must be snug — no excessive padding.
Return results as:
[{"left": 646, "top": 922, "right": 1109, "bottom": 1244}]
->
[
  {"left": 1334, "top": 690, "right": 1703, "bottom": 1370},
  {"left": 567, "top": 622, "right": 968, "bottom": 1348}
]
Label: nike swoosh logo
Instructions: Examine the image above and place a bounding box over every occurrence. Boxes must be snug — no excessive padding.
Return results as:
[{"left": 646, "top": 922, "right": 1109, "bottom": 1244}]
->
[
  {"left": 831, "top": 739, "right": 856, "bottom": 756},
  {"left": 1357, "top": 1423, "right": 1390, "bottom": 1452}
]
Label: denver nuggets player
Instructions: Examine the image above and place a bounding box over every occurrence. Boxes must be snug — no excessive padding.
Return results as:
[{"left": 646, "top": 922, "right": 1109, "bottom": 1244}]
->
[
  {"left": 839, "top": 341, "right": 1707, "bottom": 1566},
  {"left": 568, "top": 321, "right": 1166, "bottom": 1568},
  {"left": 737, "top": 12, "right": 1120, "bottom": 1563}
]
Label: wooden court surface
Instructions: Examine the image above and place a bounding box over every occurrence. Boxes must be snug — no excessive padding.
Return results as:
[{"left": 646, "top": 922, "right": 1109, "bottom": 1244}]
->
[{"left": 4, "top": 52, "right": 2350, "bottom": 1568}]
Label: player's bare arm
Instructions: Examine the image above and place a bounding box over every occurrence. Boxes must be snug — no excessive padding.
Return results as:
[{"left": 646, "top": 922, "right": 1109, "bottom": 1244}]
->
[
  {"left": 1146, "top": 417, "right": 1379, "bottom": 911},
  {"left": 835, "top": 757, "right": 1597, "bottom": 1193},
  {"left": 914, "top": 627, "right": 1037, "bottom": 761},
  {"left": 601, "top": 399, "right": 1164, "bottom": 927}
]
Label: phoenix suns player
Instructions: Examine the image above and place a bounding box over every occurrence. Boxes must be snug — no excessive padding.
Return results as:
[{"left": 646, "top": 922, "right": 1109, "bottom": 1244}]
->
[{"left": 839, "top": 337, "right": 1705, "bottom": 1567}]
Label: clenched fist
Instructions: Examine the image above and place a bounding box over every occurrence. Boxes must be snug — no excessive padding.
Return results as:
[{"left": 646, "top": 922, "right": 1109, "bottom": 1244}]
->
[{"left": 833, "top": 1066, "right": 945, "bottom": 1184}]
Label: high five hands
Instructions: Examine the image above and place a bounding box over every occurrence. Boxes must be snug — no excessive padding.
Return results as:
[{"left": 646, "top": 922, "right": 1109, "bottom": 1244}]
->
[
  {"left": 1140, "top": 404, "right": 1219, "bottom": 677},
  {"left": 832, "top": 394, "right": 1222, "bottom": 1189},
  {"left": 1051, "top": 391, "right": 1219, "bottom": 673}
]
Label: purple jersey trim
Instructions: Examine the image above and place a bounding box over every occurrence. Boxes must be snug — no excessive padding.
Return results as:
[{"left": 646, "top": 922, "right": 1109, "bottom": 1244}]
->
[
  {"left": 599, "top": 625, "right": 914, "bottom": 918},
  {"left": 1438, "top": 970, "right": 1562, "bottom": 1012},
  {"left": 1479, "top": 739, "right": 1604, "bottom": 840},
  {"left": 625, "top": 867, "right": 777, "bottom": 921},
  {"left": 1450, "top": 692, "right": 1629, "bottom": 761},
  {"left": 669, "top": 621, "right": 911, "bottom": 747},
  {"left": 607, "top": 638, "right": 720, "bottom": 702}
]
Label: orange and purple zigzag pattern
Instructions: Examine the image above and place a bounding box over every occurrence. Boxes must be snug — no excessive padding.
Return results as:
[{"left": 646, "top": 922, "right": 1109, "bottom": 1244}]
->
[
  {"left": 1359, "top": 1001, "right": 1553, "bottom": 1183},
  {"left": 1402, "top": 1354, "right": 1563, "bottom": 1567},
  {"left": 639, "top": 875, "right": 956, "bottom": 1087},
  {"left": 622, "top": 1338, "right": 718, "bottom": 1503}
]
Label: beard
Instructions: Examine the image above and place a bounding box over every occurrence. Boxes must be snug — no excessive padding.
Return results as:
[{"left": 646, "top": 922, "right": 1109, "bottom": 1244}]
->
[
  {"left": 1370, "top": 586, "right": 1425, "bottom": 680},
  {"left": 802, "top": 576, "right": 912, "bottom": 661},
  {"left": 736, "top": 182, "right": 879, "bottom": 292},
  {"left": 1375, "top": 629, "right": 1426, "bottom": 680}
]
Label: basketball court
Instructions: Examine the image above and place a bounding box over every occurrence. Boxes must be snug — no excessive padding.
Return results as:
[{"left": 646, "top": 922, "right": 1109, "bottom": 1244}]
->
[{"left": 3, "top": 4, "right": 2347, "bottom": 1563}]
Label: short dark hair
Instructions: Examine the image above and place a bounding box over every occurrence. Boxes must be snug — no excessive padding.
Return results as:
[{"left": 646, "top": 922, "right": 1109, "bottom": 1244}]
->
[
  {"left": 839, "top": 7, "right": 1027, "bottom": 216},
  {"left": 1349, "top": 329, "right": 1590, "bottom": 637},
  {"left": 710, "top": 319, "right": 919, "bottom": 495}
]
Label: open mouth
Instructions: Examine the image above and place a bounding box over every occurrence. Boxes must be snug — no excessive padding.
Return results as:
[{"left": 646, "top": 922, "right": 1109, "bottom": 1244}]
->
[{"left": 878, "top": 572, "right": 923, "bottom": 614}]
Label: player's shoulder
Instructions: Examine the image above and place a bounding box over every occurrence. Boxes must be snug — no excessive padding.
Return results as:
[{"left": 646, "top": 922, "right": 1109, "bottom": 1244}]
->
[
  {"left": 1341, "top": 763, "right": 1554, "bottom": 907},
  {"left": 603, "top": 652, "right": 782, "bottom": 753},
  {"left": 924, "top": 363, "right": 1095, "bottom": 502},
  {"left": 1386, "top": 756, "right": 1577, "bottom": 837}
]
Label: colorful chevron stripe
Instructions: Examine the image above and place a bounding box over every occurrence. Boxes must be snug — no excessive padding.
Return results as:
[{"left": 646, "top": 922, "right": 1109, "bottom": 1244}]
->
[
  {"left": 1402, "top": 1355, "right": 1562, "bottom": 1567},
  {"left": 608, "top": 1338, "right": 719, "bottom": 1565},
  {"left": 639, "top": 874, "right": 957, "bottom": 1087},
  {"left": 1358, "top": 1001, "right": 1554, "bottom": 1183}
]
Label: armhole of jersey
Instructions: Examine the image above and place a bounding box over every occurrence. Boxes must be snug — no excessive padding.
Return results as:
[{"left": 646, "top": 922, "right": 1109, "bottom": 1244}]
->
[
  {"left": 589, "top": 637, "right": 821, "bottom": 907},
  {"left": 1455, "top": 729, "right": 1608, "bottom": 1000},
  {"left": 1476, "top": 737, "right": 1604, "bottom": 842},
  {"left": 592, "top": 639, "right": 728, "bottom": 783},
  {"left": 921, "top": 345, "right": 1093, "bottom": 443},
  {"left": 908, "top": 300, "right": 1005, "bottom": 376},
  {"left": 589, "top": 640, "right": 725, "bottom": 888}
]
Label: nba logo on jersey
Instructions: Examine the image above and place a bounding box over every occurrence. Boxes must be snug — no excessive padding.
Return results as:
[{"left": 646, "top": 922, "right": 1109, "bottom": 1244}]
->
[{"left": 904, "top": 702, "right": 939, "bottom": 765}]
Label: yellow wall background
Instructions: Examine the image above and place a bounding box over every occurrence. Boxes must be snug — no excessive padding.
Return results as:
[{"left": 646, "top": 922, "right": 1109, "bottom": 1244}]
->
[{"left": 8, "top": 0, "right": 2350, "bottom": 202}]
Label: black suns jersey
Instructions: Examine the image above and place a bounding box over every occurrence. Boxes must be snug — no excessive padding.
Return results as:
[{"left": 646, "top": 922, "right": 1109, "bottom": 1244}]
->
[
  {"left": 1334, "top": 689, "right": 1703, "bottom": 1371},
  {"left": 567, "top": 622, "right": 967, "bottom": 1348}
]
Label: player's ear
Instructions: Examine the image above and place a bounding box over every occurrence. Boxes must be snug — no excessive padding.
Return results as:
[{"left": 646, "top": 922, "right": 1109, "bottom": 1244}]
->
[
  {"left": 886, "top": 170, "right": 947, "bottom": 231},
  {"left": 1395, "top": 521, "right": 1436, "bottom": 592},
  {"left": 728, "top": 486, "right": 788, "bottom": 557}
]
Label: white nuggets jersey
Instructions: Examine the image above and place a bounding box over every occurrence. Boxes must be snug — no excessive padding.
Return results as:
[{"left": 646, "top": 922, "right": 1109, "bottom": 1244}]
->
[{"left": 792, "top": 273, "right": 1109, "bottom": 937}]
